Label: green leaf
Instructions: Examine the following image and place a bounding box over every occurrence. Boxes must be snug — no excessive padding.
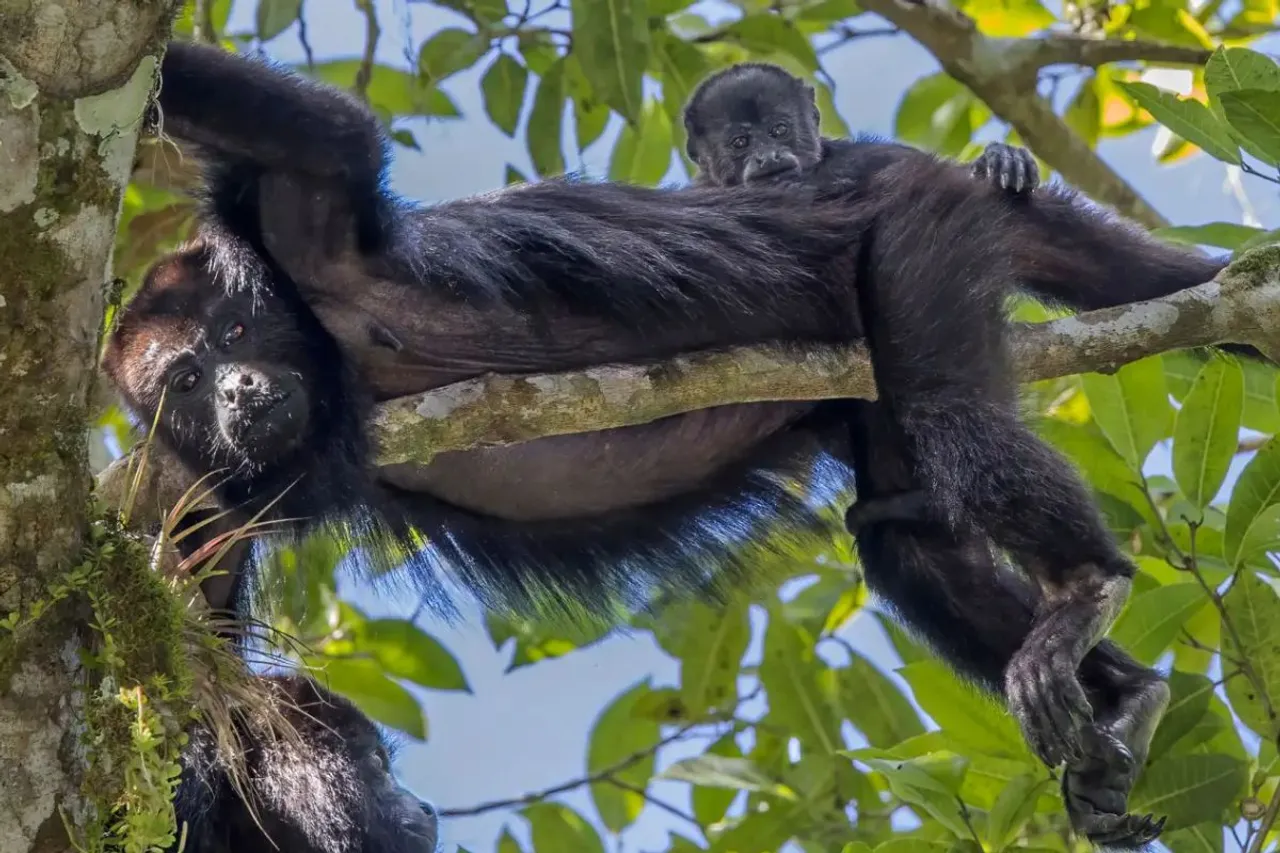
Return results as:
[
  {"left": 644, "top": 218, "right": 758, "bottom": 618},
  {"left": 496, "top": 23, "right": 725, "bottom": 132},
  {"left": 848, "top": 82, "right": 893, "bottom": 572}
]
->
[
  {"left": 1154, "top": 222, "right": 1270, "bottom": 251},
  {"left": 813, "top": 78, "right": 851, "bottom": 139},
  {"left": 1219, "top": 89, "right": 1280, "bottom": 166},
  {"left": 895, "top": 72, "right": 985, "bottom": 157},
  {"left": 588, "top": 680, "right": 661, "bottom": 832},
  {"left": 497, "top": 828, "right": 524, "bottom": 853},
  {"left": 692, "top": 733, "right": 743, "bottom": 826},
  {"left": 1080, "top": 357, "right": 1174, "bottom": 469},
  {"left": 798, "top": 0, "right": 863, "bottom": 21},
  {"left": 858, "top": 751, "right": 973, "bottom": 838},
  {"left": 1173, "top": 359, "right": 1244, "bottom": 509},
  {"left": 483, "top": 610, "right": 609, "bottom": 671},
  {"left": 1224, "top": 437, "right": 1280, "bottom": 566},
  {"left": 651, "top": 0, "right": 697, "bottom": 14},
  {"left": 256, "top": 0, "right": 301, "bottom": 41},
  {"left": 727, "top": 14, "right": 820, "bottom": 73},
  {"left": 898, "top": 660, "right": 1030, "bottom": 759},
  {"left": 526, "top": 59, "right": 567, "bottom": 177},
  {"left": 1108, "top": 583, "right": 1208, "bottom": 665},
  {"left": 1149, "top": 670, "right": 1215, "bottom": 758},
  {"left": 355, "top": 619, "right": 470, "bottom": 692},
  {"left": 986, "top": 773, "right": 1054, "bottom": 850},
  {"left": 838, "top": 651, "right": 926, "bottom": 749},
  {"left": 1237, "top": 227, "right": 1280, "bottom": 255},
  {"left": 661, "top": 754, "right": 791, "bottom": 796},
  {"left": 1130, "top": 753, "right": 1248, "bottom": 830},
  {"left": 872, "top": 612, "right": 931, "bottom": 666},
  {"left": 505, "top": 164, "right": 528, "bottom": 185},
  {"left": 564, "top": 56, "right": 610, "bottom": 151},
  {"left": 521, "top": 803, "right": 605, "bottom": 853},
  {"left": 959, "top": 0, "right": 1055, "bottom": 36},
  {"left": 570, "top": 0, "right": 649, "bottom": 122},
  {"left": 1117, "top": 81, "right": 1241, "bottom": 165},
  {"left": 1163, "top": 823, "right": 1226, "bottom": 853},
  {"left": 1222, "top": 571, "right": 1280, "bottom": 737},
  {"left": 480, "top": 53, "right": 529, "bottom": 137},
  {"left": 651, "top": 598, "right": 749, "bottom": 716},
  {"left": 1205, "top": 47, "right": 1280, "bottom": 102},
  {"left": 1064, "top": 75, "right": 1102, "bottom": 147},
  {"left": 418, "top": 28, "right": 489, "bottom": 84},
  {"left": 303, "top": 657, "right": 427, "bottom": 740},
  {"left": 431, "top": 0, "right": 508, "bottom": 26},
  {"left": 759, "top": 617, "right": 843, "bottom": 756},
  {"left": 608, "top": 99, "right": 673, "bottom": 185},
  {"left": 308, "top": 62, "right": 460, "bottom": 118}
]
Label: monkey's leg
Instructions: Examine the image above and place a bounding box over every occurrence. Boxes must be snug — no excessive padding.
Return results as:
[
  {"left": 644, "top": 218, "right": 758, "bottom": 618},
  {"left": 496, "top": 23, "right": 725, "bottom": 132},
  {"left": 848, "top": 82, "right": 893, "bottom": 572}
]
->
[
  {"left": 971, "top": 142, "right": 1039, "bottom": 196},
  {"left": 845, "top": 402, "right": 1167, "bottom": 847}
]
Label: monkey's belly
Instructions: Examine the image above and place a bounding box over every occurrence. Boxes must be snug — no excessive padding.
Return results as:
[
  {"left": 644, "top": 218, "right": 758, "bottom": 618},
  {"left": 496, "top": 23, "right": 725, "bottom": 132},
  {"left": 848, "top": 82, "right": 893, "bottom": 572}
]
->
[{"left": 377, "top": 401, "right": 816, "bottom": 521}]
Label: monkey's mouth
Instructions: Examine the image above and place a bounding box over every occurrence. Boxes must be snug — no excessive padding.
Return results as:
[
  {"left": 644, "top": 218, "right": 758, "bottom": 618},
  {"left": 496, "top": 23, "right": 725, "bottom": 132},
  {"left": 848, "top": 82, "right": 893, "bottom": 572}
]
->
[
  {"left": 744, "top": 157, "right": 801, "bottom": 183},
  {"left": 220, "top": 393, "right": 306, "bottom": 455}
]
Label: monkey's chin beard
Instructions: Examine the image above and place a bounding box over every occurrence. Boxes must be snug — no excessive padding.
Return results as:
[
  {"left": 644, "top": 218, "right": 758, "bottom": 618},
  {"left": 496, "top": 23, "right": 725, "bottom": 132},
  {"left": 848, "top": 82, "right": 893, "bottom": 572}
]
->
[{"left": 218, "top": 400, "right": 309, "bottom": 461}]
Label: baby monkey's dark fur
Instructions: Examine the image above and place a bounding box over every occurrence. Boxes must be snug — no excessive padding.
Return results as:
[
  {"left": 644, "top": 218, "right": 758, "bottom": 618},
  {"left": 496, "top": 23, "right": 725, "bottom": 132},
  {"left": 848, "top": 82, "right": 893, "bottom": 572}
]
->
[
  {"left": 105, "top": 44, "right": 1235, "bottom": 849},
  {"left": 171, "top": 674, "right": 438, "bottom": 852},
  {"left": 683, "top": 61, "right": 1187, "bottom": 847}
]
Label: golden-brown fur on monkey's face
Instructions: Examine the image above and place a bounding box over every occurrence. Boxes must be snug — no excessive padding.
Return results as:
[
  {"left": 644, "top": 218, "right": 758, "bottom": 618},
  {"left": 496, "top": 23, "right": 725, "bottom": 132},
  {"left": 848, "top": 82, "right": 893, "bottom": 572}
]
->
[{"left": 102, "top": 243, "right": 323, "bottom": 478}]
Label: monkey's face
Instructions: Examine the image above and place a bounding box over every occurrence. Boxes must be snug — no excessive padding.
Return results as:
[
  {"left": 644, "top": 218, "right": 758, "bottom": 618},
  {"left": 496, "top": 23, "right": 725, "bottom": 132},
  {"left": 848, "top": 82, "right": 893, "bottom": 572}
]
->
[
  {"left": 684, "top": 66, "right": 823, "bottom": 186},
  {"left": 103, "top": 254, "right": 324, "bottom": 482}
]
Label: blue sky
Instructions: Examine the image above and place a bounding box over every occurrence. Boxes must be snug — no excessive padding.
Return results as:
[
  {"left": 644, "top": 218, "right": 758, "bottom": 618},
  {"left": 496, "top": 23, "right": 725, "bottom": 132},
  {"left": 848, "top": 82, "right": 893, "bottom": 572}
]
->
[{"left": 214, "top": 3, "right": 1280, "bottom": 850}]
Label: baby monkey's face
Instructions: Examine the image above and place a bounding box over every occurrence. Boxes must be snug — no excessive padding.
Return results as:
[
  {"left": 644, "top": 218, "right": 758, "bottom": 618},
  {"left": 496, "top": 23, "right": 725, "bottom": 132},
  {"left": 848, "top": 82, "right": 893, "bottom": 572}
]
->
[{"left": 684, "top": 67, "right": 823, "bottom": 186}]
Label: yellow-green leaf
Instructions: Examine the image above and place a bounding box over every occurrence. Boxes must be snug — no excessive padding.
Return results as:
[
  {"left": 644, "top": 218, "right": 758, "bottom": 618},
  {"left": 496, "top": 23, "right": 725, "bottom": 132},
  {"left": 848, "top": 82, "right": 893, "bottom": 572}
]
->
[
  {"left": 588, "top": 680, "right": 661, "bottom": 832},
  {"left": 839, "top": 651, "right": 926, "bottom": 749},
  {"left": 522, "top": 803, "right": 605, "bottom": 853},
  {"left": 1205, "top": 46, "right": 1280, "bottom": 102},
  {"left": 894, "top": 72, "right": 987, "bottom": 157},
  {"left": 1219, "top": 89, "right": 1280, "bottom": 166},
  {"left": 418, "top": 27, "right": 489, "bottom": 84},
  {"left": 302, "top": 657, "right": 427, "bottom": 740},
  {"left": 308, "top": 61, "right": 460, "bottom": 117},
  {"left": 355, "top": 619, "right": 471, "bottom": 692},
  {"left": 481, "top": 53, "right": 529, "bottom": 137},
  {"left": 1173, "top": 359, "right": 1244, "bottom": 508},
  {"left": 1224, "top": 437, "right": 1280, "bottom": 566},
  {"left": 570, "top": 0, "right": 649, "bottom": 122},
  {"left": 652, "top": 598, "right": 749, "bottom": 716},
  {"left": 1149, "top": 670, "right": 1215, "bottom": 757},
  {"left": 1080, "top": 357, "right": 1174, "bottom": 469},
  {"left": 1130, "top": 753, "right": 1248, "bottom": 830},
  {"left": 608, "top": 98, "right": 673, "bottom": 185},
  {"left": 898, "top": 660, "right": 1030, "bottom": 759},
  {"left": 1108, "top": 583, "right": 1208, "bottom": 664},
  {"left": 960, "top": 0, "right": 1055, "bottom": 36},
  {"left": 1154, "top": 222, "right": 1269, "bottom": 251},
  {"left": 759, "top": 617, "right": 842, "bottom": 756},
  {"left": 661, "top": 754, "right": 790, "bottom": 795},
  {"left": 1116, "top": 81, "right": 1241, "bottom": 165},
  {"left": 986, "top": 773, "right": 1054, "bottom": 850},
  {"left": 691, "top": 733, "right": 744, "bottom": 825},
  {"left": 1222, "top": 571, "right": 1280, "bottom": 737},
  {"left": 256, "top": 0, "right": 301, "bottom": 41},
  {"left": 727, "top": 13, "right": 820, "bottom": 72},
  {"left": 527, "top": 60, "right": 567, "bottom": 177}
]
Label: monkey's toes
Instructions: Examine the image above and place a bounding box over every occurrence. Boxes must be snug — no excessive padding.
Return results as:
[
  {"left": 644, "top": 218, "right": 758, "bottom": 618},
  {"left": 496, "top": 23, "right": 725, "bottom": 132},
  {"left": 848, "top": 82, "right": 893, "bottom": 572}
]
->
[{"left": 1079, "top": 811, "right": 1166, "bottom": 849}]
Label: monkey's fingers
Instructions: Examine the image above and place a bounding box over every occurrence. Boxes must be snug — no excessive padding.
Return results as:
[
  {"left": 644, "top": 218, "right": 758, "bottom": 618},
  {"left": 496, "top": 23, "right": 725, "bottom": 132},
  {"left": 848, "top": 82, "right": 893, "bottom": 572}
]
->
[{"left": 1006, "top": 645, "right": 1092, "bottom": 767}]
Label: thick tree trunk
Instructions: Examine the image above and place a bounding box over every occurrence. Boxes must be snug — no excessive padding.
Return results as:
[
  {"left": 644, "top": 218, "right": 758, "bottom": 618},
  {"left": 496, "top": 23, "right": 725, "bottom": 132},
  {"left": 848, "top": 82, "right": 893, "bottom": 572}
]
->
[{"left": 0, "top": 4, "right": 177, "bottom": 851}]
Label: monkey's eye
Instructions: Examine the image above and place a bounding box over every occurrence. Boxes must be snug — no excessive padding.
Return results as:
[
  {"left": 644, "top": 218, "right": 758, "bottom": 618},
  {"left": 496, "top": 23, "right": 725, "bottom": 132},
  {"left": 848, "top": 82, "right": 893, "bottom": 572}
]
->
[
  {"left": 730, "top": 135, "right": 749, "bottom": 150},
  {"left": 221, "top": 322, "right": 246, "bottom": 348},
  {"left": 169, "top": 368, "right": 201, "bottom": 395},
  {"left": 770, "top": 122, "right": 790, "bottom": 137}
]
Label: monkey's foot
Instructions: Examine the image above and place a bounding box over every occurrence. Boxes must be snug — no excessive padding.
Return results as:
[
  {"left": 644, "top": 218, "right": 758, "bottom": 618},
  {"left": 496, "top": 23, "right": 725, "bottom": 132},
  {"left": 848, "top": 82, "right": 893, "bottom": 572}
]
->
[
  {"left": 972, "top": 142, "right": 1039, "bottom": 195},
  {"left": 1063, "top": 729, "right": 1166, "bottom": 849},
  {"left": 844, "top": 490, "right": 930, "bottom": 532},
  {"left": 1005, "top": 639, "right": 1093, "bottom": 767}
]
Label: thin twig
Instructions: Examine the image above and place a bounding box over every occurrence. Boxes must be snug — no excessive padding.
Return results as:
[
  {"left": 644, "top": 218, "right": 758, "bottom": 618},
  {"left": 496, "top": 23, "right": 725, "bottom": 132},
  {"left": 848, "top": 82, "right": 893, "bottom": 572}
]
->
[{"left": 1247, "top": 783, "right": 1280, "bottom": 853}]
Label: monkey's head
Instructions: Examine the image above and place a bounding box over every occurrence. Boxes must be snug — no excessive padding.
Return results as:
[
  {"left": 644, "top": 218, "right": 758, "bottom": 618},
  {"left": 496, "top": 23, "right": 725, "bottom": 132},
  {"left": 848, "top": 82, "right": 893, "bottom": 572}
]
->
[
  {"left": 102, "top": 243, "right": 350, "bottom": 498},
  {"left": 683, "top": 63, "right": 823, "bottom": 186}
]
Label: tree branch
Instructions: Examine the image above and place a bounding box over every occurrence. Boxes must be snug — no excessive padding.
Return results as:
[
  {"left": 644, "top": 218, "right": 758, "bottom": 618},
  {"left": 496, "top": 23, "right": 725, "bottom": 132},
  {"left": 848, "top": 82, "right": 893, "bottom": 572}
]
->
[
  {"left": 850, "top": 0, "right": 1176, "bottom": 228},
  {"left": 97, "top": 247, "right": 1280, "bottom": 525},
  {"left": 1013, "top": 35, "right": 1213, "bottom": 71}
]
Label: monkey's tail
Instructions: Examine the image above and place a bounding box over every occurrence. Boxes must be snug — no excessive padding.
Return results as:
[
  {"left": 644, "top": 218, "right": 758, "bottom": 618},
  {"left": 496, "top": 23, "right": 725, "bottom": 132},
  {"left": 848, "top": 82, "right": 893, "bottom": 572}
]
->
[
  {"left": 1010, "top": 187, "right": 1228, "bottom": 313},
  {"left": 369, "top": 434, "right": 845, "bottom": 624}
]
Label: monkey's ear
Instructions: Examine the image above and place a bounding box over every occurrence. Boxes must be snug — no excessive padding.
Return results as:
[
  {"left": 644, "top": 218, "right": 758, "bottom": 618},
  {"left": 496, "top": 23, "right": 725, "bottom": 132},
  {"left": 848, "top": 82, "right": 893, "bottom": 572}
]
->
[{"left": 802, "top": 83, "right": 821, "bottom": 130}]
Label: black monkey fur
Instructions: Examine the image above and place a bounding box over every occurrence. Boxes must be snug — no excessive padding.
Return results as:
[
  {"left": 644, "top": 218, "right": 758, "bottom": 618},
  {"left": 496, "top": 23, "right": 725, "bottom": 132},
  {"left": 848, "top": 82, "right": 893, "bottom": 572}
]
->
[
  {"left": 170, "top": 674, "right": 438, "bottom": 852},
  {"left": 105, "top": 43, "right": 1236, "bottom": 847},
  {"left": 680, "top": 62, "right": 1186, "bottom": 847}
]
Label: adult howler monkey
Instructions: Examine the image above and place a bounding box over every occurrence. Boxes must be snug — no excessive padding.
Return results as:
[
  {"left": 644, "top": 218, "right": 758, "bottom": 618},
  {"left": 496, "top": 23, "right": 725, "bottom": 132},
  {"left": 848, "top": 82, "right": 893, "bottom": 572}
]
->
[
  {"left": 682, "top": 61, "right": 1179, "bottom": 846},
  {"left": 104, "top": 42, "right": 1230, "bottom": 846},
  {"left": 171, "top": 674, "right": 438, "bottom": 852}
]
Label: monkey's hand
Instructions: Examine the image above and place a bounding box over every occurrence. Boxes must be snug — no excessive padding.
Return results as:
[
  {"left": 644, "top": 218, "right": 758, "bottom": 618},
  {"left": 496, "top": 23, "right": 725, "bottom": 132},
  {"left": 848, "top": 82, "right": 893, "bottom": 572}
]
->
[
  {"left": 971, "top": 142, "right": 1039, "bottom": 195},
  {"left": 1004, "top": 616, "right": 1094, "bottom": 768},
  {"left": 845, "top": 490, "right": 930, "bottom": 532}
]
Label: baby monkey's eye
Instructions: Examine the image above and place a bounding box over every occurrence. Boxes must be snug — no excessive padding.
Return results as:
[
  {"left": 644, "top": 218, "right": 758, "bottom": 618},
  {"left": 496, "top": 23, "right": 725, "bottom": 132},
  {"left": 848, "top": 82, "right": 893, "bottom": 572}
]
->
[
  {"left": 221, "top": 322, "right": 245, "bottom": 347},
  {"left": 770, "top": 122, "right": 790, "bottom": 137},
  {"left": 170, "top": 368, "right": 201, "bottom": 395},
  {"left": 730, "top": 135, "right": 749, "bottom": 149}
]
